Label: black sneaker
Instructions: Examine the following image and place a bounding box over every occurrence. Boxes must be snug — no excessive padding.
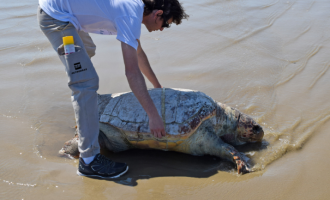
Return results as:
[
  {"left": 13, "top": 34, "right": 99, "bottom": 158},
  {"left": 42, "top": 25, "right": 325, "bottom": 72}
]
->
[{"left": 77, "top": 154, "right": 128, "bottom": 179}]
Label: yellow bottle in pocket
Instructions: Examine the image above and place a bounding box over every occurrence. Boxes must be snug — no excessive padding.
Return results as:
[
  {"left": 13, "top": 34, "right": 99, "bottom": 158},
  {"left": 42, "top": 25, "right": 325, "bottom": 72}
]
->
[{"left": 63, "top": 36, "right": 75, "bottom": 55}]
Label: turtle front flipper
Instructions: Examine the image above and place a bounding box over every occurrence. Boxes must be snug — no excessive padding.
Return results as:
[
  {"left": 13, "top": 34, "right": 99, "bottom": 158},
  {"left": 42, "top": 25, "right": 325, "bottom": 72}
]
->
[
  {"left": 222, "top": 144, "right": 250, "bottom": 174},
  {"left": 173, "top": 124, "right": 250, "bottom": 174},
  {"left": 204, "top": 135, "right": 250, "bottom": 174}
]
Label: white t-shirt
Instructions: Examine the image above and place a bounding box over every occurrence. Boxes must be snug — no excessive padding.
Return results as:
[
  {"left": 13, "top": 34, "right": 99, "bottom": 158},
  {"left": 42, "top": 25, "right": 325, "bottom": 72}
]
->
[{"left": 39, "top": 0, "right": 144, "bottom": 50}]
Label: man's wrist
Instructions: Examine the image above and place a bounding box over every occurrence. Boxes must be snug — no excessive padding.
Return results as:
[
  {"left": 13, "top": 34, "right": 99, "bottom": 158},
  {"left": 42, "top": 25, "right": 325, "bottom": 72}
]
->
[
  {"left": 153, "top": 83, "right": 162, "bottom": 88},
  {"left": 146, "top": 107, "right": 161, "bottom": 118}
]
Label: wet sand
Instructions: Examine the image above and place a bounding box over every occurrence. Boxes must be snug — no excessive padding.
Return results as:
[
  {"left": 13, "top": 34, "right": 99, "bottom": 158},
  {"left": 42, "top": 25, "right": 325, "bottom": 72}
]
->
[{"left": 1, "top": 0, "right": 330, "bottom": 199}]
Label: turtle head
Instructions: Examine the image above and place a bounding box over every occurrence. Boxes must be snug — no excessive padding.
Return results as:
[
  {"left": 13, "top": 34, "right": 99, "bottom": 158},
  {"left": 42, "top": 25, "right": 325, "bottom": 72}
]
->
[{"left": 236, "top": 113, "right": 264, "bottom": 144}]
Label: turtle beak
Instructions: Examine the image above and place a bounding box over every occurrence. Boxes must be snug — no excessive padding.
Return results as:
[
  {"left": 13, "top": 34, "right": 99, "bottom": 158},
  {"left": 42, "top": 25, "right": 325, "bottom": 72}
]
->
[{"left": 253, "top": 124, "right": 264, "bottom": 142}]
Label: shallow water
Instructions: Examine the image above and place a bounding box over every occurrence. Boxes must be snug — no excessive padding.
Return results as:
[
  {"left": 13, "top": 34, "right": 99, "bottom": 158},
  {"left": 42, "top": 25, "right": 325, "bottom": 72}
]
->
[{"left": 1, "top": 0, "right": 330, "bottom": 199}]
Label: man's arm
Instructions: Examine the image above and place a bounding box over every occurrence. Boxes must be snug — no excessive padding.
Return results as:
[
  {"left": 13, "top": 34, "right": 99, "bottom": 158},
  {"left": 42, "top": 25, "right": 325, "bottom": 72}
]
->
[
  {"left": 136, "top": 40, "right": 162, "bottom": 88},
  {"left": 121, "top": 42, "right": 165, "bottom": 138}
]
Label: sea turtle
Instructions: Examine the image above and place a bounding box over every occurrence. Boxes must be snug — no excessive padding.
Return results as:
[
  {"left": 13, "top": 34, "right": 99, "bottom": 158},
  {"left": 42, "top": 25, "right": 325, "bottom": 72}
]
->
[{"left": 60, "top": 88, "right": 264, "bottom": 174}]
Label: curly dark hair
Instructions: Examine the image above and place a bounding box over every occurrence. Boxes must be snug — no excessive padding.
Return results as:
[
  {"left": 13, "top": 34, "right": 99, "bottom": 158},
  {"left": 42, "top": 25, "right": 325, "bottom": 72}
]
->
[{"left": 142, "top": 0, "right": 189, "bottom": 27}]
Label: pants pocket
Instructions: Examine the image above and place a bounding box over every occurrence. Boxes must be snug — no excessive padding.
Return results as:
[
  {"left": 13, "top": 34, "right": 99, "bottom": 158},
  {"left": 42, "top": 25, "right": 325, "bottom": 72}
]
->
[{"left": 57, "top": 45, "right": 98, "bottom": 85}]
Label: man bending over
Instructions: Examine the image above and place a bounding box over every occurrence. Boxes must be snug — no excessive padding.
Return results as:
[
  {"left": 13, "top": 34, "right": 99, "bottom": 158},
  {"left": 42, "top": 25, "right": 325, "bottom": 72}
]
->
[{"left": 38, "top": 0, "right": 188, "bottom": 179}]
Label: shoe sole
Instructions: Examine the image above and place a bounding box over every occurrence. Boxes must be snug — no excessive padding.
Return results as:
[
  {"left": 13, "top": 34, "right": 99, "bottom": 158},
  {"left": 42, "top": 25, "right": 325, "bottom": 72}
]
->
[{"left": 77, "top": 166, "right": 129, "bottom": 179}]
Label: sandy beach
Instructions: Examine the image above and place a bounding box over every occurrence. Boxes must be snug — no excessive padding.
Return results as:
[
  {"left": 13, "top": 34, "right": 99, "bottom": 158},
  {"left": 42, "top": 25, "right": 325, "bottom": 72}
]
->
[{"left": 1, "top": 0, "right": 330, "bottom": 199}]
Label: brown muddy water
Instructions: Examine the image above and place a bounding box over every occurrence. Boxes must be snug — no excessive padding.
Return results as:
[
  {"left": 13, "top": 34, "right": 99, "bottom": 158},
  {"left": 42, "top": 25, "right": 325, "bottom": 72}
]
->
[{"left": 1, "top": 0, "right": 330, "bottom": 199}]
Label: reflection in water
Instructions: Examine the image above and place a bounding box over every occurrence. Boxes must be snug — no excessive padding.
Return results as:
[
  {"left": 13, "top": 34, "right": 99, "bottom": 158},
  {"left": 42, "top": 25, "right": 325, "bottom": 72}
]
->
[
  {"left": 108, "top": 149, "right": 226, "bottom": 187},
  {"left": 98, "top": 148, "right": 264, "bottom": 186}
]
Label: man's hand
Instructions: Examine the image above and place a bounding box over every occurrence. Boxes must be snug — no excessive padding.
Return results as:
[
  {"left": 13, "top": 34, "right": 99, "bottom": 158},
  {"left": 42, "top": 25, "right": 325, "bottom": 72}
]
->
[{"left": 149, "top": 113, "right": 166, "bottom": 138}]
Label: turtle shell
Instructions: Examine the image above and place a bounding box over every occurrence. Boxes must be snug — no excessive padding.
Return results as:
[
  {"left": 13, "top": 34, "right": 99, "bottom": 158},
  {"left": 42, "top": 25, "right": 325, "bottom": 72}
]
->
[{"left": 99, "top": 88, "right": 217, "bottom": 149}]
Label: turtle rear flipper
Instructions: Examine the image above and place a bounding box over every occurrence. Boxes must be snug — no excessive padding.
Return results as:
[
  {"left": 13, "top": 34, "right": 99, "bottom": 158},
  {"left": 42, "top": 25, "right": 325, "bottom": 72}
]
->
[{"left": 59, "top": 134, "right": 80, "bottom": 159}]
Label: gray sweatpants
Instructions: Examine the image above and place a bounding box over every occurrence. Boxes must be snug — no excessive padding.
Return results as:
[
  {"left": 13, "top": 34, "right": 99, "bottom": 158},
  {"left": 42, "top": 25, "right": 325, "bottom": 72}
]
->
[{"left": 37, "top": 7, "right": 100, "bottom": 158}]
